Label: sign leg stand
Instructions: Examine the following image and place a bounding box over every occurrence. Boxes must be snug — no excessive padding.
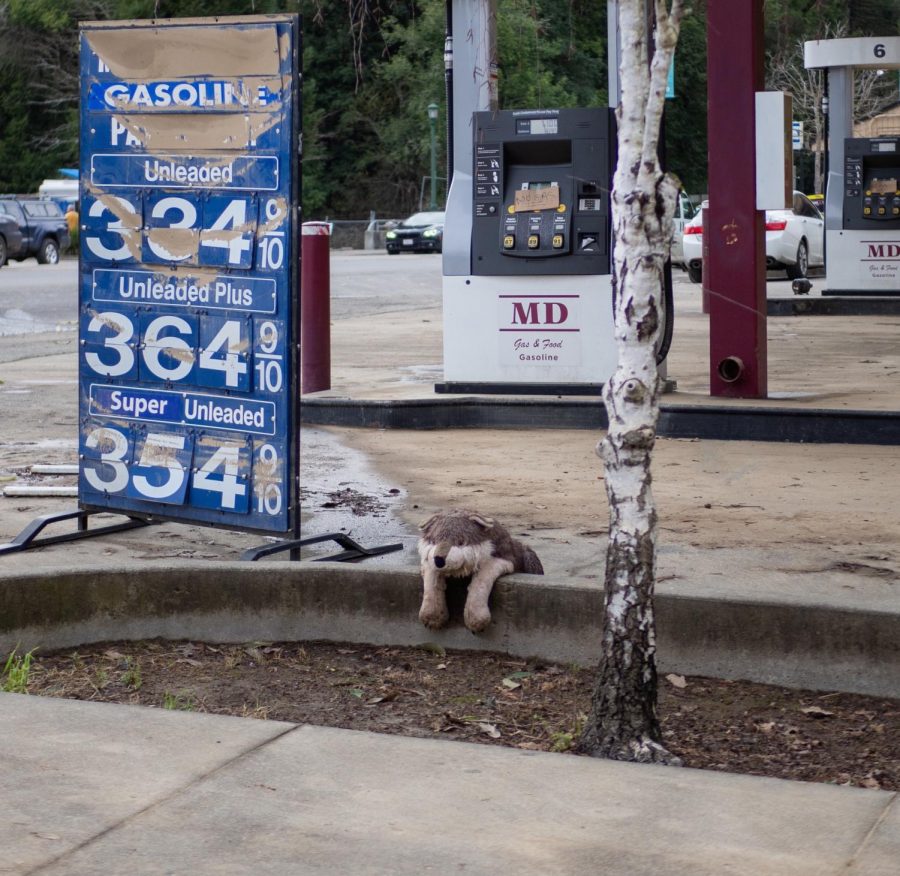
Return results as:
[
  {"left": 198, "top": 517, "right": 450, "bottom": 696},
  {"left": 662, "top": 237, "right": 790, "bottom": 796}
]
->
[
  {"left": 0, "top": 509, "right": 154, "bottom": 556},
  {"left": 241, "top": 532, "right": 403, "bottom": 563}
]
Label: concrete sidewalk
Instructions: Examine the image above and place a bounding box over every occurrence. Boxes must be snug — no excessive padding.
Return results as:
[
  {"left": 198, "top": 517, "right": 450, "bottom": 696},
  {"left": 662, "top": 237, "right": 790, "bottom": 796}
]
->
[{"left": 1, "top": 693, "right": 897, "bottom": 876}]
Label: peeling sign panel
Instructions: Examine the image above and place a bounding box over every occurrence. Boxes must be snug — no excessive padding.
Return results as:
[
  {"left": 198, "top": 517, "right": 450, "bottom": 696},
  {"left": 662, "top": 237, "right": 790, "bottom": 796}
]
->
[{"left": 78, "top": 16, "right": 298, "bottom": 533}]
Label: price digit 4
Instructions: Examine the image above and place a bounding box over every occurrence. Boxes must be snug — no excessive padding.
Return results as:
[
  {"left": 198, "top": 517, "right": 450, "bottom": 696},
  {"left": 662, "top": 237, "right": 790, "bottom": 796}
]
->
[
  {"left": 200, "top": 197, "right": 256, "bottom": 267},
  {"left": 192, "top": 443, "right": 249, "bottom": 512},
  {"left": 198, "top": 318, "right": 250, "bottom": 389}
]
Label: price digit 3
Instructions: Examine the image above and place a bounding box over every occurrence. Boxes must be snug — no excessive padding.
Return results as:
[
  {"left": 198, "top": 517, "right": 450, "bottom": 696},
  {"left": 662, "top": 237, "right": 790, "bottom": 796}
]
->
[{"left": 82, "top": 425, "right": 130, "bottom": 494}]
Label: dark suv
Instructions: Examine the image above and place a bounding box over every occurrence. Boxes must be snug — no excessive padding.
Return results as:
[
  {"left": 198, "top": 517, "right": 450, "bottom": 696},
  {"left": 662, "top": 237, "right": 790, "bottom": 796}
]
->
[{"left": 0, "top": 196, "right": 71, "bottom": 267}]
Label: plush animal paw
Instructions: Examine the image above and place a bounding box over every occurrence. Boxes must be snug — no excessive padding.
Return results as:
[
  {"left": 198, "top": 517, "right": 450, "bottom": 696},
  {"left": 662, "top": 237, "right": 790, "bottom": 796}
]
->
[
  {"left": 419, "top": 602, "right": 449, "bottom": 630},
  {"left": 463, "top": 603, "right": 492, "bottom": 633}
]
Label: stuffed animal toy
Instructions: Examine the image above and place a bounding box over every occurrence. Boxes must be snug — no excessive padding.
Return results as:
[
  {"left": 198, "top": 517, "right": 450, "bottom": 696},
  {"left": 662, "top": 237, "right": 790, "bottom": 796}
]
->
[{"left": 417, "top": 509, "right": 544, "bottom": 633}]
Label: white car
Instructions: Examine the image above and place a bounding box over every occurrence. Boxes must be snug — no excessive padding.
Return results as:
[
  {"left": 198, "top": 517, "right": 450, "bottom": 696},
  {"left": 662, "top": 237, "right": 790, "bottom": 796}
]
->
[
  {"left": 682, "top": 191, "right": 824, "bottom": 283},
  {"left": 670, "top": 190, "right": 698, "bottom": 266}
]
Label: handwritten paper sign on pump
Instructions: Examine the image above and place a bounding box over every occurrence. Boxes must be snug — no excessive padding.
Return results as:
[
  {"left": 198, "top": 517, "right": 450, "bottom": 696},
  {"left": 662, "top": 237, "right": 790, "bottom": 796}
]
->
[
  {"left": 514, "top": 185, "right": 560, "bottom": 212},
  {"left": 871, "top": 178, "right": 898, "bottom": 195}
]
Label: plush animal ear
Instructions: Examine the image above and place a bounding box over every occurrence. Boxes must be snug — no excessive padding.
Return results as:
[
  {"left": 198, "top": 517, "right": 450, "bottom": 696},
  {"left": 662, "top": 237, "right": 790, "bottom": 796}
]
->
[
  {"left": 418, "top": 514, "right": 439, "bottom": 531},
  {"left": 468, "top": 513, "right": 494, "bottom": 529}
]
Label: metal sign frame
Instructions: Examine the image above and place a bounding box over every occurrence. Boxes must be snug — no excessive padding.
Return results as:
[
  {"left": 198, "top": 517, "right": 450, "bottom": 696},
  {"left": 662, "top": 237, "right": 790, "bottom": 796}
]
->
[{"left": 77, "top": 15, "right": 301, "bottom": 538}]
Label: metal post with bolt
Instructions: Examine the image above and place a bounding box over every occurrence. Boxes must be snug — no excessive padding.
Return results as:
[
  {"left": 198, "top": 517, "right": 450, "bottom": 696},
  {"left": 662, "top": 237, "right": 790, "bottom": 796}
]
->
[
  {"left": 428, "top": 102, "right": 439, "bottom": 209},
  {"left": 706, "top": 0, "right": 767, "bottom": 398}
]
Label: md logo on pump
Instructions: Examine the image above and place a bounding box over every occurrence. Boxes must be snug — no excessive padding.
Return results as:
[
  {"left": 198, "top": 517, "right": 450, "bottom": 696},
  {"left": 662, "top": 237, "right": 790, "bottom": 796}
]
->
[
  {"left": 496, "top": 294, "right": 583, "bottom": 366},
  {"left": 499, "top": 294, "right": 580, "bottom": 330},
  {"left": 864, "top": 242, "right": 900, "bottom": 259}
]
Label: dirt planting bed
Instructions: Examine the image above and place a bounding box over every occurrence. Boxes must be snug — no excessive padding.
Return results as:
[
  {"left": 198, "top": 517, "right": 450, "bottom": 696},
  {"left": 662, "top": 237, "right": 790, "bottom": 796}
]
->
[{"left": 8, "top": 639, "right": 898, "bottom": 792}]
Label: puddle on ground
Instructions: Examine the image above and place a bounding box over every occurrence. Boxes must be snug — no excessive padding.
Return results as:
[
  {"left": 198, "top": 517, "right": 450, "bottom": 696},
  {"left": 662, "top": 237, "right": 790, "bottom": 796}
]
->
[
  {"left": 296, "top": 427, "right": 418, "bottom": 566},
  {"left": 0, "top": 309, "right": 73, "bottom": 336},
  {"left": 1, "top": 439, "right": 78, "bottom": 451},
  {"left": 399, "top": 364, "right": 443, "bottom": 384}
]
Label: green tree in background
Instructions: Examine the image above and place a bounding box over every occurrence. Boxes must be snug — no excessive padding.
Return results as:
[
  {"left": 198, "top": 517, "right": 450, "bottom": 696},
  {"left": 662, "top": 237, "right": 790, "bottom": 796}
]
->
[
  {"left": 661, "top": 2, "right": 707, "bottom": 195},
  {"left": 0, "top": 0, "right": 82, "bottom": 189},
  {"left": 496, "top": 0, "right": 606, "bottom": 109},
  {"left": 0, "top": 69, "right": 64, "bottom": 192},
  {"left": 306, "top": 2, "right": 446, "bottom": 216}
]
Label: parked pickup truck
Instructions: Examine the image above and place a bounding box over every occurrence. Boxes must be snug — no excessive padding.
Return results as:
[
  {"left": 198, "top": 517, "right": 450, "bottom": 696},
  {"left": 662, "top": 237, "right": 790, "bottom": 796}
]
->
[
  {"left": 0, "top": 196, "right": 71, "bottom": 267},
  {"left": 0, "top": 212, "right": 25, "bottom": 269}
]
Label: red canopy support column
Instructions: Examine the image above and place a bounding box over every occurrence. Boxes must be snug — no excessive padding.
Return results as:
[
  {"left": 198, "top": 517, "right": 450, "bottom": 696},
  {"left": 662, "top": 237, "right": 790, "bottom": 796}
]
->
[
  {"left": 300, "top": 221, "right": 331, "bottom": 394},
  {"left": 706, "top": 0, "right": 767, "bottom": 398}
]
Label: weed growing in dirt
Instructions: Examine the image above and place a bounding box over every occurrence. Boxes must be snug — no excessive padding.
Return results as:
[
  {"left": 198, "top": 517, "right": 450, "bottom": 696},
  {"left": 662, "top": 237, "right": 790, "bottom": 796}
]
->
[
  {"left": 2, "top": 648, "right": 35, "bottom": 693},
  {"left": 122, "top": 659, "right": 142, "bottom": 691},
  {"left": 240, "top": 702, "right": 270, "bottom": 720},
  {"left": 163, "top": 691, "right": 196, "bottom": 711},
  {"left": 548, "top": 713, "right": 586, "bottom": 752}
]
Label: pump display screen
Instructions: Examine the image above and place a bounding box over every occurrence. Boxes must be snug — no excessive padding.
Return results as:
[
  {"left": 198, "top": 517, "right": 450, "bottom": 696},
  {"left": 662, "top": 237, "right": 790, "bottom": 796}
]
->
[
  {"left": 515, "top": 118, "right": 558, "bottom": 136},
  {"left": 873, "top": 142, "right": 897, "bottom": 153},
  {"left": 522, "top": 181, "right": 555, "bottom": 190},
  {"left": 530, "top": 119, "right": 557, "bottom": 135}
]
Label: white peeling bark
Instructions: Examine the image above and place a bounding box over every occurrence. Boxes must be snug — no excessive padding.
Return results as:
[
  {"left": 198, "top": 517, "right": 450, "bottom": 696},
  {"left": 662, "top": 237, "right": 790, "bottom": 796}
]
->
[{"left": 577, "top": 0, "right": 684, "bottom": 764}]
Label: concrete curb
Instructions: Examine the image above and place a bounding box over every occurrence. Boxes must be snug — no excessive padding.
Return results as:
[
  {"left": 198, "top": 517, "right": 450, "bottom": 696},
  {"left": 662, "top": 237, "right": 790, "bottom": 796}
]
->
[
  {"left": 767, "top": 296, "right": 900, "bottom": 316},
  {"left": 301, "top": 396, "right": 900, "bottom": 444},
  {"left": 1, "top": 563, "right": 897, "bottom": 698}
]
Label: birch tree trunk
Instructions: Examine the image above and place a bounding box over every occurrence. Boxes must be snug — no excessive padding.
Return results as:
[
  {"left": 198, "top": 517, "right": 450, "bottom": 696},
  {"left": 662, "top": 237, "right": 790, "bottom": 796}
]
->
[{"left": 576, "top": 0, "right": 683, "bottom": 764}]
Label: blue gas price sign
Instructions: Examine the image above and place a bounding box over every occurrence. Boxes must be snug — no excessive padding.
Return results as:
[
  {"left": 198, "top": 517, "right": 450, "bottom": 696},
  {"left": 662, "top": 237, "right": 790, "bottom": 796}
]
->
[{"left": 78, "top": 16, "right": 299, "bottom": 534}]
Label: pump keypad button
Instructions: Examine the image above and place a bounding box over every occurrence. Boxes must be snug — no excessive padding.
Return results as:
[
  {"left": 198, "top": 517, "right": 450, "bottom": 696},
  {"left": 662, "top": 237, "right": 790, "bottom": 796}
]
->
[
  {"left": 552, "top": 234, "right": 565, "bottom": 249},
  {"left": 503, "top": 235, "right": 515, "bottom": 250},
  {"left": 527, "top": 234, "right": 540, "bottom": 250}
]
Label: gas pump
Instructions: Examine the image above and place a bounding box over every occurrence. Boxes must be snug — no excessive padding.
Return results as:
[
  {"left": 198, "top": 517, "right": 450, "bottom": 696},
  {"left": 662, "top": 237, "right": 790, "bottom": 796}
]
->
[
  {"left": 805, "top": 37, "right": 900, "bottom": 295},
  {"left": 441, "top": 108, "right": 616, "bottom": 393},
  {"left": 439, "top": 0, "right": 678, "bottom": 393},
  {"left": 828, "top": 136, "right": 900, "bottom": 294}
]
